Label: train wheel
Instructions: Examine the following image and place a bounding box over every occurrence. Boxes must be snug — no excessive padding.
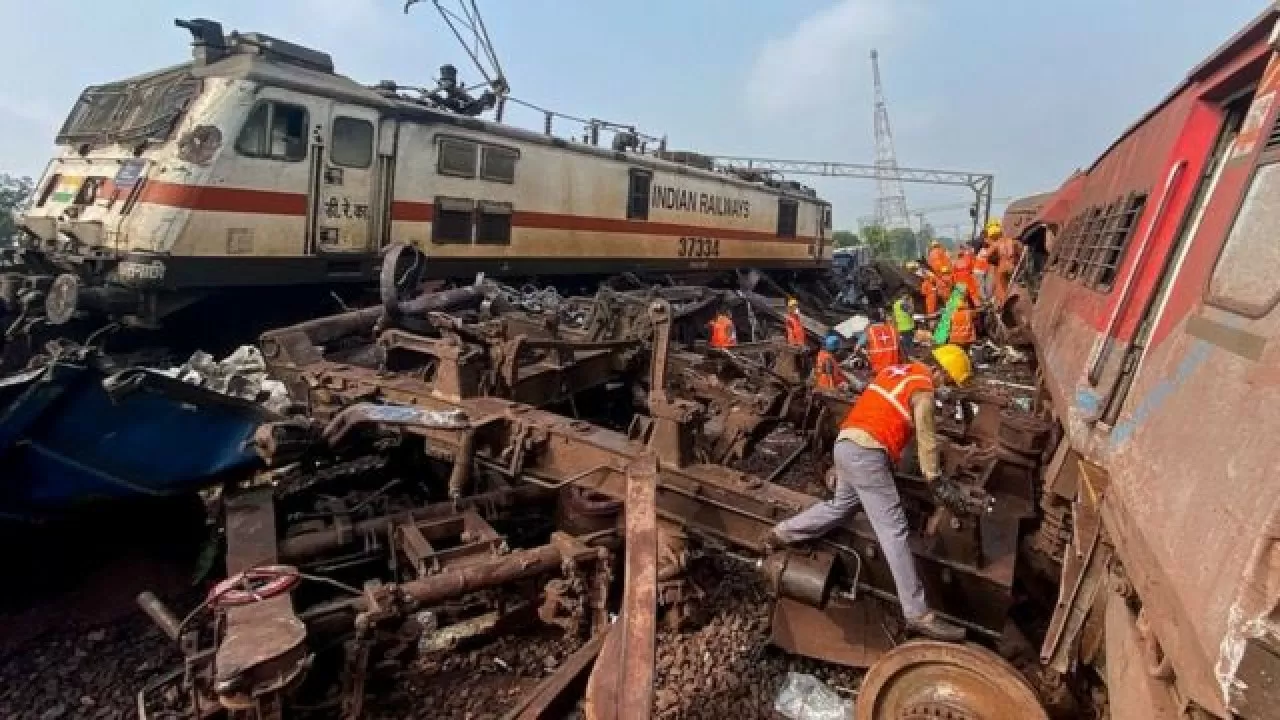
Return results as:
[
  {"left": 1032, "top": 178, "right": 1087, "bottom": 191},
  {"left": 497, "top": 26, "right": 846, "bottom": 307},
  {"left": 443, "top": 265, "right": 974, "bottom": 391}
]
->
[
  {"left": 380, "top": 242, "right": 428, "bottom": 314},
  {"left": 855, "top": 641, "right": 1048, "bottom": 720}
]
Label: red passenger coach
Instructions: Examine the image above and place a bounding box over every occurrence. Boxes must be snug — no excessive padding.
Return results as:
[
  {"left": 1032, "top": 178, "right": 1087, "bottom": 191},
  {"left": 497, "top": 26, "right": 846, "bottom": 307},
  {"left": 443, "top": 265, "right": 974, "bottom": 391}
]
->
[{"left": 1016, "top": 8, "right": 1280, "bottom": 718}]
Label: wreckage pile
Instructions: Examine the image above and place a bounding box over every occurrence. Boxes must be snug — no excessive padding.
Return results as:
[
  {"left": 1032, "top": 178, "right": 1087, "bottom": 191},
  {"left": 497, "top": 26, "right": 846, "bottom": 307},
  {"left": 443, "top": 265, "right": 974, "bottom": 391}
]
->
[{"left": 0, "top": 247, "right": 1059, "bottom": 719}]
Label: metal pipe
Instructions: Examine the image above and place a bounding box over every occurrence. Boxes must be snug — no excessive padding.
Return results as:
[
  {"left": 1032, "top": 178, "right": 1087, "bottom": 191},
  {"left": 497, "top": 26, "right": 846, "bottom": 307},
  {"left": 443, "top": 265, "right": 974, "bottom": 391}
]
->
[
  {"left": 398, "top": 544, "right": 563, "bottom": 606},
  {"left": 277, "top": 485, "right": 548, "bottom": 562},
  {"left": 136, "top": 591, "right": 182, "bottom": 641},
  {"left": 1087, "top": 160, "right": 1186, "bottom": 384}
]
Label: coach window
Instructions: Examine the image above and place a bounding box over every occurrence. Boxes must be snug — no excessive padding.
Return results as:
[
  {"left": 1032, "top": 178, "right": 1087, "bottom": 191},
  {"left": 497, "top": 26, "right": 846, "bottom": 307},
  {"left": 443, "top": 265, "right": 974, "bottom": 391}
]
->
[
  {"left": 438, "top": 137, "right": 478, "bottom": 178},
  {"left": 433, "top": 196, "right": 474, "bottom": 244},
  {"left": 1093, "top": 193, "right": 1147, "bottom": 290},
  {"left": 236, "top": 101, "right": 308, "bottom": 161},
  {"left": 476, "top": 201, "right": 513, "bottom": 245},
  {"left": 480, "top": 145, "right": 518, "bottom": 183},
  {"left": 1207, "top": 159, "right": 1280, "bottom": 316},
  {"left": 627, "top": 170, "right": 652, "bottom": 220},
  {"left": 331, "top": 116, "right": 374, "bottom": 168},
  {"left": 777, "top": 199, "right": 799, "bottom": 238}
]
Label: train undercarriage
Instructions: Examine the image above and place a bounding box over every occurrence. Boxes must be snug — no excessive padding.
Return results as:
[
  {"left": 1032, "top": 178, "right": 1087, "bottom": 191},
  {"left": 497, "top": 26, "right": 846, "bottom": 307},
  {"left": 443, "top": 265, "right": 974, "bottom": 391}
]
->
[{"left": 92, "top": 246, "right": 1092, "bottom": 720}]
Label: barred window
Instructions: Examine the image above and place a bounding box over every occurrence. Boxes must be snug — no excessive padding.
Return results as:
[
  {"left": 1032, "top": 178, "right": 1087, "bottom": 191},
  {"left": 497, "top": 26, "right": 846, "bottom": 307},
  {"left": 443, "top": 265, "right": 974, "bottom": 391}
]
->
[
  {"left": 1051, "top": 215, "right": 1083, "bottom": 270},
  {"left": 1074, "top": 200, "right": 1121, "bottom": 283},
  {"left": 1089, "top": 194, "right": 1147, "bottom": 290},
  {"left": 1065, "top": 207, "right": 1104, "bottom": 279}
]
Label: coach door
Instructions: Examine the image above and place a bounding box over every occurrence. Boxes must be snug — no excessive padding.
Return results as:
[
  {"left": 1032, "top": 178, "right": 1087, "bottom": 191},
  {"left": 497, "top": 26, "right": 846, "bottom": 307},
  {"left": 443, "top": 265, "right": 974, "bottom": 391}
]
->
[
  {"left": 814, "top": 205, "right": 831, "bottom": 259},
  {"left": 316, "top": 103, "right": 380, "bottom": 253}
]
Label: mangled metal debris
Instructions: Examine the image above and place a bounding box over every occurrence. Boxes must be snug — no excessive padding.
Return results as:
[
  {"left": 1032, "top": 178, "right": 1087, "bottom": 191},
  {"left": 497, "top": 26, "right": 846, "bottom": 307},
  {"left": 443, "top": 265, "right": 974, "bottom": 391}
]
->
[{"left": 119, "top": 256, "right": 1058, "bottom": 719}]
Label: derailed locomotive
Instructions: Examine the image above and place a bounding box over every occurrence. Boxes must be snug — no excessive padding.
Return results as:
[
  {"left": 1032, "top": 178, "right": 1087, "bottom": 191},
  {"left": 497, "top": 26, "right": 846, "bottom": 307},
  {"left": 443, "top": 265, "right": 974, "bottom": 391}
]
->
[
  {"left": 7, "top": 19, "right": 829, "bottom": 335},
  {"left": 1007, "top": 7, "right": 1280, "bottom": 717}
]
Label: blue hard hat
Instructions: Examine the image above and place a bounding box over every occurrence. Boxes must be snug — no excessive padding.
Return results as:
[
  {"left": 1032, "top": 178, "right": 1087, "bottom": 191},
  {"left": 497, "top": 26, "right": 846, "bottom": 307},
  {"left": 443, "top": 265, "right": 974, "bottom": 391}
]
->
[{"left": 823, "top": 334, "right": 840, "bottom": 351}]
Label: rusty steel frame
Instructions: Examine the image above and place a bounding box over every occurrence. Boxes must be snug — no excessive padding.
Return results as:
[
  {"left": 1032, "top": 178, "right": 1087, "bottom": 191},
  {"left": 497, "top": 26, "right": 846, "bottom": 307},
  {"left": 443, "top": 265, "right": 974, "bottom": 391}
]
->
[
  {"left": 258, "top": 316, "right": 1023, "bottom": 637},
  {"left": 195, "top": 276, "right": 1052, "bottom": 718}
]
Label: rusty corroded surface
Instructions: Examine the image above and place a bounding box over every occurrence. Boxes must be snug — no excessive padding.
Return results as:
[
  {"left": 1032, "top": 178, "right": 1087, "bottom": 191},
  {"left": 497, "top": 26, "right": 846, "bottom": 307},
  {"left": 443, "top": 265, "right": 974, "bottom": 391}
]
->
[
  {"left": 856, "top": 641, "right": 1048, "bottom": 720},
  {"left": 585, "top": 454, "right": 659, "bottom": 720}
]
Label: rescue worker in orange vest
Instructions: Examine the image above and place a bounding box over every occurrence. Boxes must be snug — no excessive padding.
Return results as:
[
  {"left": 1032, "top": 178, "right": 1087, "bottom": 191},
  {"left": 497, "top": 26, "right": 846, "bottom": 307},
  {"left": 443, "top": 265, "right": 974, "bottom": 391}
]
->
[
  {"left": 708, "top": 309, "right": 737, "bottom": 349},
  {"left": 989, "top": 221, "right": 1021, "bottom": 305},
  {"left": 952, "top": 246, "right": 980, "bottom": 308},
  {"left": 920, "top": 269, "right": 941, "bottom": 316},
  {"left": 784, "top": 297, "right": 806, "bottom": 348},
  {"left": 763, "top": 345, "right": 976, "bottom": 642},
  {"left": 927, "top": 240, "right": 952, "bottom": 277},
  {"left": 949, "top": 295, "right": 978, "bottom": 347},
  {"left": 864, "top": 318, "right": 901, "bottom": 374},
  {"left": 812, "top": 334, "right": 842, "bottom": 390},
  {"left": 973, "top": 236, "right": 994, "bottom": 302}
]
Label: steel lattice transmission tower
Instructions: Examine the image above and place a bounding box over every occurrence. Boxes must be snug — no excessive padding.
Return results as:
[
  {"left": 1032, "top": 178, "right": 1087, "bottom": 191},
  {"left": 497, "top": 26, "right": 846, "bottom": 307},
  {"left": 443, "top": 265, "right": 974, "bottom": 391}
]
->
[{"left": 870, "top": 49, "right": 911, "bottom": 232}]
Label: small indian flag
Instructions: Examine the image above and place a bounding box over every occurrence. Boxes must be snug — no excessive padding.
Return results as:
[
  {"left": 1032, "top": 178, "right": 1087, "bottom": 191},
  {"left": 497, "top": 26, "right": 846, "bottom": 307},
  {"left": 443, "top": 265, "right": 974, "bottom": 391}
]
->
[{"left": 50, "top": 176, "right": 84, "bottom": 204}]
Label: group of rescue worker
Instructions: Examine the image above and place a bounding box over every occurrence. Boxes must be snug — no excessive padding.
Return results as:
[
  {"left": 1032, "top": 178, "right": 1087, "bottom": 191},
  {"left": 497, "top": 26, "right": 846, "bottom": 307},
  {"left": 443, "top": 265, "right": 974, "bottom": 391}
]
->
[{"left": 699, "top": 219, "right": 1019, "bottom": 643}]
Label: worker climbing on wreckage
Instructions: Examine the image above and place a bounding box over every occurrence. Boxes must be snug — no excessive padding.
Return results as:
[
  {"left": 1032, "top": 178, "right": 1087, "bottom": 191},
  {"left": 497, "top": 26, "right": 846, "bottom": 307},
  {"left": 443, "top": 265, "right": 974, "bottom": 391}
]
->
[
  {"left": 812, "top": 333, "right": 844, "bottom": 390},
  {"left": 762, "top": 345, "right": 980, "bottom": 642},
  {"left": 987, "top": 220, "right": 1021, "bottom": 305},
  {"left": 784, "top": 297, "right": 806, "bottom": 348},
  {"left": 864, "top": 311, "right": 901, "bottom": 374},
  {"left": 708, "top": 307, "right": 738, "bottom": 349}
]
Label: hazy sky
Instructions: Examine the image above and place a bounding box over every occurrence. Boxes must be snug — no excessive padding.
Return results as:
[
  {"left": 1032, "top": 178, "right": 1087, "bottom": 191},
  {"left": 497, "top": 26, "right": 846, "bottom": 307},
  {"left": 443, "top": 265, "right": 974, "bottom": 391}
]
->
[{"left": 0, "top": 0, "right": 1265, "bottom": 231}]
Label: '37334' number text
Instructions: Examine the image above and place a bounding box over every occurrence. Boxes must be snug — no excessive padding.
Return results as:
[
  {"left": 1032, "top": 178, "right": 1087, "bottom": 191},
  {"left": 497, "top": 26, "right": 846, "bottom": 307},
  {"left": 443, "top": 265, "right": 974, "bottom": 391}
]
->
[{"left": 677, "top": 236, "right": 720, "bottom": 258}]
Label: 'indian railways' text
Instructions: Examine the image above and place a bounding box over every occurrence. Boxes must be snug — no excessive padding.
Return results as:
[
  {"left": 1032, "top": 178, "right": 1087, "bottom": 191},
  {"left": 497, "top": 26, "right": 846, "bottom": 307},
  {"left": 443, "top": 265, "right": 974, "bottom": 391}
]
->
[{"left": 651, "top": 185, "right": 750, "bottom": 219}]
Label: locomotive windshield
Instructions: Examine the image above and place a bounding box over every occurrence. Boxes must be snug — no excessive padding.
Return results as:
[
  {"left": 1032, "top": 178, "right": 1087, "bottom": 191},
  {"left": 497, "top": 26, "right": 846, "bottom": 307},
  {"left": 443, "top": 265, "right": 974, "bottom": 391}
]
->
[{"left": 56, "top": 65, "right": 200, "bottom": 147}]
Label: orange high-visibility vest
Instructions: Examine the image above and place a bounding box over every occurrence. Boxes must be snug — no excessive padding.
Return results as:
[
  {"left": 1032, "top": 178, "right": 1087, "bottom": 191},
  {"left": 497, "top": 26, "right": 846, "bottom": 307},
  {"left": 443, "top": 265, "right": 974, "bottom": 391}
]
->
[
  {"left": 865, "top": 322, "right": 901, "bottom": 374},
  {"left": 840, "top": 362, "right": 934, "bottom": 462},
  {"left": 709, "top": 315, "right": 736, "bottom": 348},
  {"left": 814, "top": 349, "right": 838, "bottom": 389},
  {"left": 950, "top": 303, "right": 976, "bottom": 344},
  {"left": 953, "top": 253, "right": 980, "bottom": 306},
  {"left": 785, "top": 311, "right": 806, "bottom": 347},
  {"left": 921, "top": 275, "right": 939, "bottom": 315}
]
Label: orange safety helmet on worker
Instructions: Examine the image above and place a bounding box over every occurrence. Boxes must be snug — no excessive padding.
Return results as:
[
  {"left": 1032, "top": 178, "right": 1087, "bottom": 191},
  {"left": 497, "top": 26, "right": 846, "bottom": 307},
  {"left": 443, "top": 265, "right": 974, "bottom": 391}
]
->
[
  {"left": 709, "top": 310, "right": 737, "bottom": 348},
  {"left": 865, "top": 321, "right": 901, "bottom": 373},
  {"left": 813, "top": 334, "right": 841, "bottom": 389},
  {"left": 784, "top": 297, "right": 806, "bottom": 347},
  {"left": 839, "top": 346, "right": 973, "bottom": 462}
]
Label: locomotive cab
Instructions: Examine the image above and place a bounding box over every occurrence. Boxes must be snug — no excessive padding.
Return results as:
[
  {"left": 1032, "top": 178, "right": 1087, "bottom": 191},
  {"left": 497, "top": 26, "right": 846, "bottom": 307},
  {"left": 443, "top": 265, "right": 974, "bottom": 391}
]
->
[{"left": 10, "top": 19, "right": 389, "bottom": 334}]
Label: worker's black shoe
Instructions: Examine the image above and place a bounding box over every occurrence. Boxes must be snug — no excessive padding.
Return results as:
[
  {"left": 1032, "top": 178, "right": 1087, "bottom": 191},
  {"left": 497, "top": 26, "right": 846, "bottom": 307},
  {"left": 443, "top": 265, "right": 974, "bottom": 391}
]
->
[{"left": 906, "top": 611, "right": 966, "bottom": 642}]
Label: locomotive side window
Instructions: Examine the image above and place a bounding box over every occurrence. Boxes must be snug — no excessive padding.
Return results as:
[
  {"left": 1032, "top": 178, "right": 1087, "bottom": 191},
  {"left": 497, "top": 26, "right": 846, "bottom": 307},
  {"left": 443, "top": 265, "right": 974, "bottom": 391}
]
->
[
  {"left": 480, "top": 146, "right": 518, "bottom": 183},
  {"left": 1207, "top": 159, "right": 1280, "bottom": 315},
  {"left": 476, "top": 201, "right": 513, "bottom": 245},
  {"left": 331, "top": 117, "right": 373, "bottom": 168},
  {"left": 627, "top": 170, "right": 652, "bottom": 220},
  {"left": 236, "top": 102, "right": 308, "bottom": 161},
  {"left": 433, "top": 196, "right": 474, "bottom": 244},
  {"left": 777, "top": 199, "right": 799, "bottom": 238},
  {"left": 438, "top": 138, "right": 478, "bottom": 178}
]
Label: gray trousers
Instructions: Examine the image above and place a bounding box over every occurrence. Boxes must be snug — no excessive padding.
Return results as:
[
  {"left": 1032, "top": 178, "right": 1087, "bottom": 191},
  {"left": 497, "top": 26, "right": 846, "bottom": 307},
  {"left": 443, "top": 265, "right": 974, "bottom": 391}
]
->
[{"left": 773, "top": 440, "right": 928, "bottom": 619}]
